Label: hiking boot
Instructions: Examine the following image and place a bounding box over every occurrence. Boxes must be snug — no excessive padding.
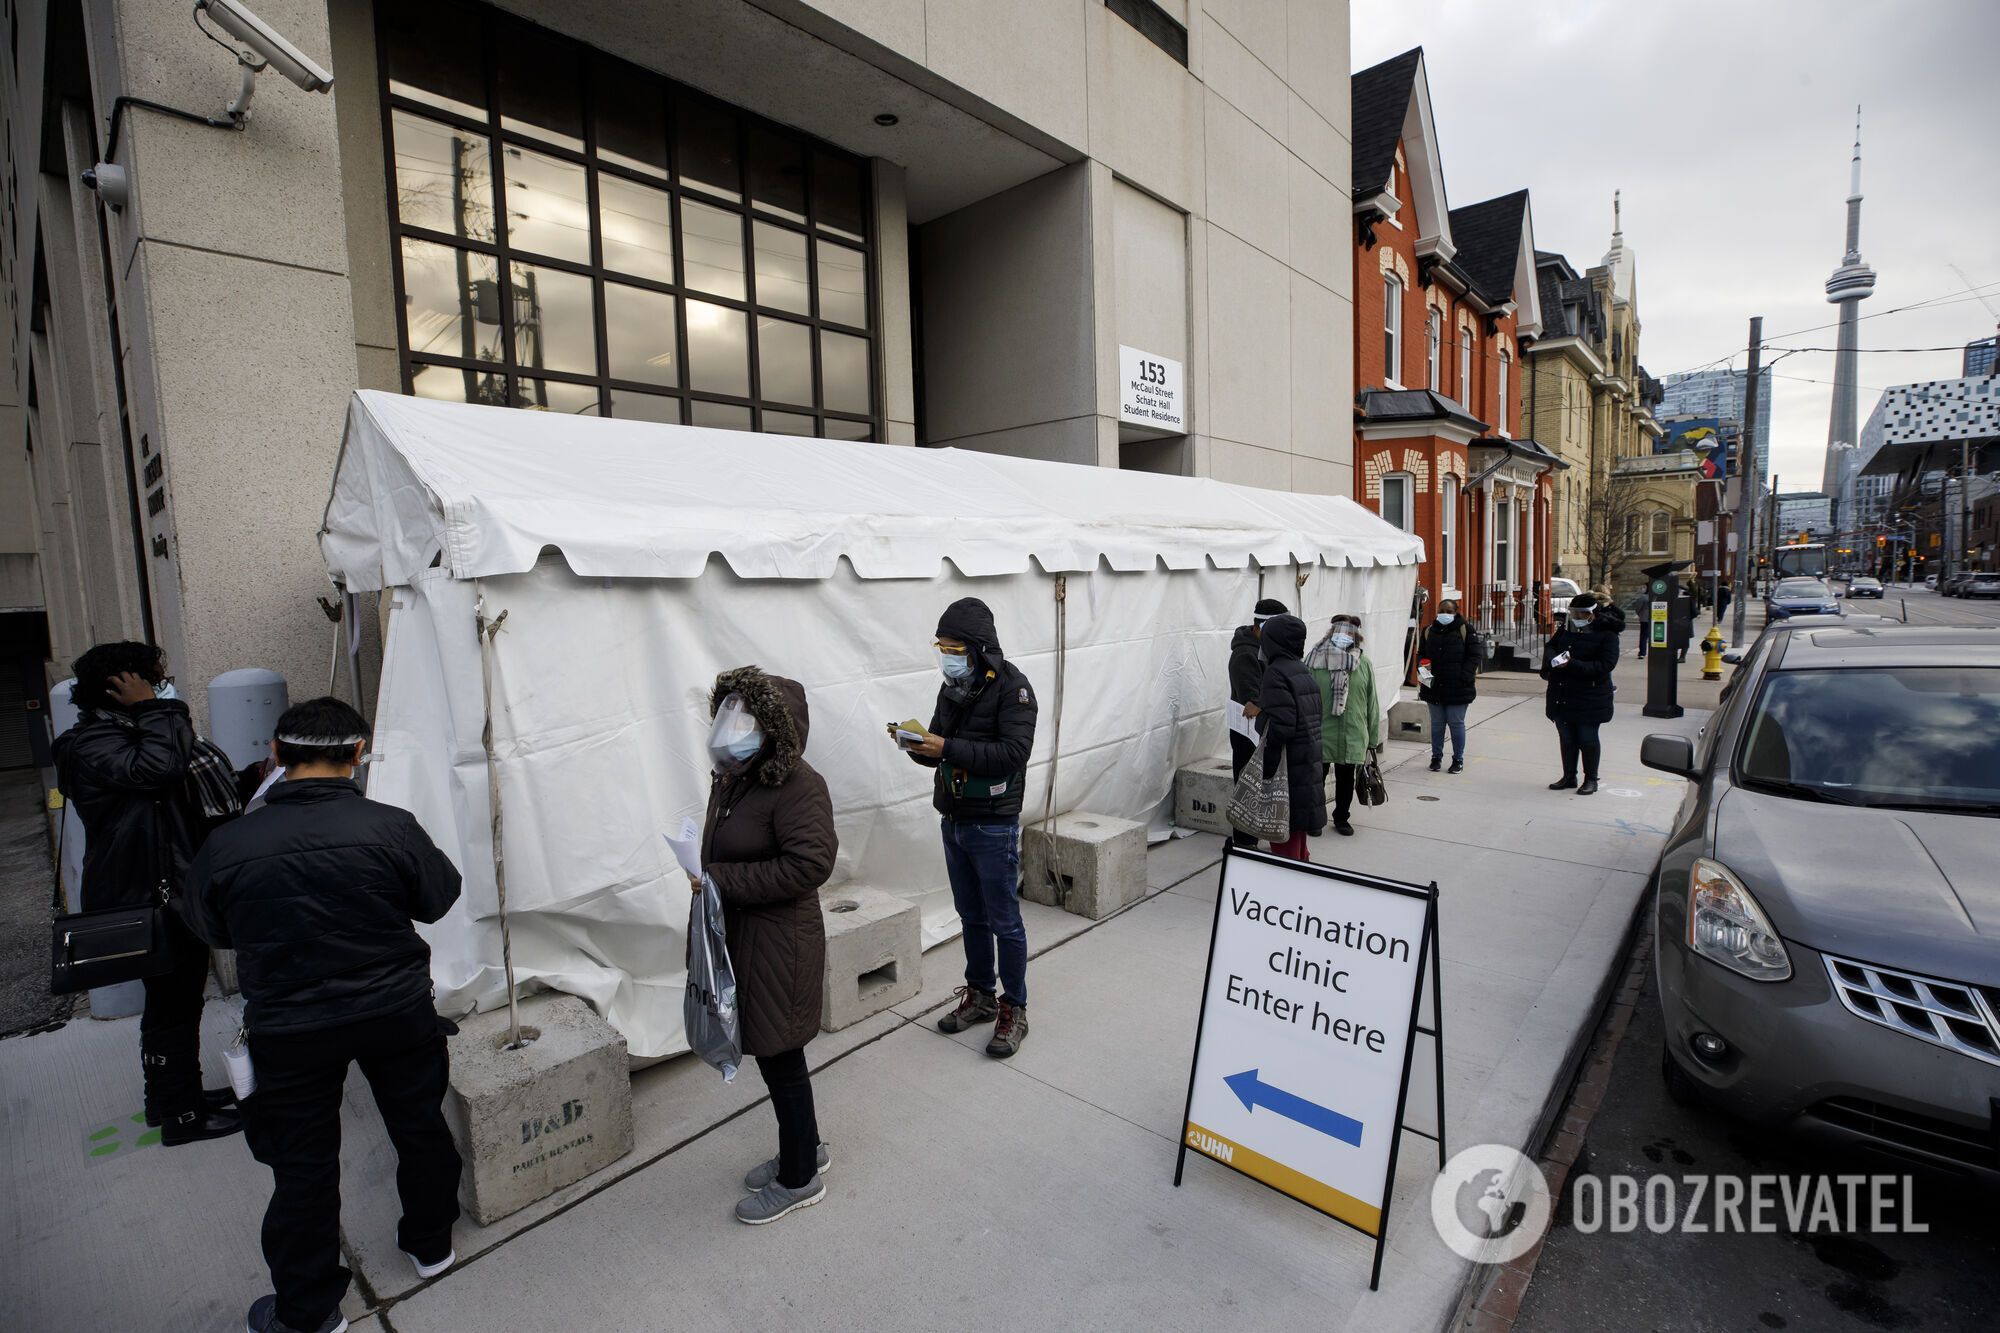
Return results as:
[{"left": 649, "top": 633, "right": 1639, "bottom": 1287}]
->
[
  {"left": 146, "top": 1086, "right": 237, "bottom": 1128},
  {"left": 734, "top": 1174, "right": 826, "bottom": 1225},
  {"left": 1448, "top": 758, "right": 1464, "bottom": 774},
  {"left": 162, "top": 1105, "right": 245, "bottom": 1147},
  {"left": 1577, "top": 778, "right": 1600, "bottom": 796},
  {"left": 1548, "top": 775, "right": 1577, "bottom": 791},
  {"left": 744, "top": 1143, "right": 832, "bottom": 1192},
  {"left": 937, "top": 985, "right": 998, "bottom": 1034},
  {"left": 1428, "top": 755, "right": 1441, "bottom": 772},
  {"left": 245, "top": 1295, "right": 347, "bottom": 1333},
  {"left": 986, "top": 1001, "right": 1028, "bottom": 1059}
]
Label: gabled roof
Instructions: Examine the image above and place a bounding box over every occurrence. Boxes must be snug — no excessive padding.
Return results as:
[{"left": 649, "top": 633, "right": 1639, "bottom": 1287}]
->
[
  {"left": 1351, "top": 48, "right": 1422, "bottom": 197},
  {"left": 1448, "top": 192, "right": 1528, "bottom": 304},
  {"left": 1350, "top": 47, "right": 1455, "bottom": 260}
]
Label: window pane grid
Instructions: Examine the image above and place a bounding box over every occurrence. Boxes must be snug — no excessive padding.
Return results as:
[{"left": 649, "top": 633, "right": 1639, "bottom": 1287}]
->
[{"left": 379, "top": 3, "right": 878, "bottom": 441}]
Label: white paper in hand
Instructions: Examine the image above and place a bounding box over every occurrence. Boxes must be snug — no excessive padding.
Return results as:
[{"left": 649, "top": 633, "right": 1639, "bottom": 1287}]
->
[{"left": 664, "top": 817, "right": 703, "bottom": 879}]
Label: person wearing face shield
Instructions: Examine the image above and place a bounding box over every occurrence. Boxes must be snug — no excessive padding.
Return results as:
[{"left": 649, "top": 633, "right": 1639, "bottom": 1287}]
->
[
  {"left": 53, "top": 640, "right": 246, "bottom": 1146},
  {"left": 1539, "top": 593, "right": 1622, "bottom": 795},
  {"left": 1307, "top": 614, "right": 1383, "bottom": 838},
  {"left": 183, "top": 698, "right": 465, "bottom": 1333},
  {"left": 1417, "top": 600, "right": 1477, "bottom": 773},
  {"left": 699, "top": 669, "right": 839, "bottom": 1226},
  {"left": 905, "top": 597, "right": 1039, "bottom": 1057}
]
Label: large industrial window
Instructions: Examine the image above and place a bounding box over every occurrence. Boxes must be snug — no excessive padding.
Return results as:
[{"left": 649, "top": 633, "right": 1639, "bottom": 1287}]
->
[{"left": 376, "top": 1, "right": 879, "bottom": 440}]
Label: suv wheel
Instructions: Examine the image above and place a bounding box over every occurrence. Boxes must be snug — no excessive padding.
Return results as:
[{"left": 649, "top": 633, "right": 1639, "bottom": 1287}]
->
[{"left": 1660, "top": 1045, "right": 1704, "bottom": 1108}]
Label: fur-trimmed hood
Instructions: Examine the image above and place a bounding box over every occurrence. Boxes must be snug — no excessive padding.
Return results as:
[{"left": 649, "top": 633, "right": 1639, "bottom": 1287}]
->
[{"left": 710, "top": 667, "right": 809, "bottom": 787}]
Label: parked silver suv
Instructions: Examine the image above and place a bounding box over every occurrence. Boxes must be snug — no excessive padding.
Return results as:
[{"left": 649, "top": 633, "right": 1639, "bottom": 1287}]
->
[{"left": 1641, "top": 625, "right": 2000, "bottom": 1183}]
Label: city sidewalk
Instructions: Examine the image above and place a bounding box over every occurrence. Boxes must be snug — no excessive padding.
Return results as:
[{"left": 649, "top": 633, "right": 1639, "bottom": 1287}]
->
[{"left": 0, "top": 650, "right": 1703, "bottom": 1333}]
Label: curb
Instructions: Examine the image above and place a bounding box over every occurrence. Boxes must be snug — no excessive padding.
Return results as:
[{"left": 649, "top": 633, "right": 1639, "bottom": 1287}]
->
[{"left": 1457, "top": 927, "right": 1658, "bottom": 1330}]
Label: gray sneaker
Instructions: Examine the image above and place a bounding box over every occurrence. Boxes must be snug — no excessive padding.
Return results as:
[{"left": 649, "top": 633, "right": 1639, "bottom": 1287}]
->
[
  {"left": 734, "top": 1173, "right": 826, "bottom": 1225},
  {"left": 743, "top": 1143, "right": 832, "bottom": 1192}
]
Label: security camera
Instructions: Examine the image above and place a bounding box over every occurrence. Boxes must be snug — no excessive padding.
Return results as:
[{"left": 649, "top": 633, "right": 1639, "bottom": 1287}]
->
[
  {"left": 80, "top": 162, "right": 130, "bottom": 210},
  {"left": 195, "top": 0, "right": 333, "bottom": 93}
]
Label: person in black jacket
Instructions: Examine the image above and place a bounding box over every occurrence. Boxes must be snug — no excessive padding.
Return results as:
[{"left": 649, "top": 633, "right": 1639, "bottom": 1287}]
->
[
  {"left": 52, "top": 641, "right": 243, "bottom": 1145},
  {"left": 184, "top": 698, "right": 463, "bottom": 1333},
  {"left": 1226, "top": 599, "right": 1288, "bottom": 848},
  {"left": 1255, "top": 614, "right": 1327, "bottom": 860},
  {"left": 1540, "top": 594, "right": 1623, "bottom": 795},
  {"left": 905, "top": 598, "right": 1038, "bottom": 1058},
  {"left": 1417, "top": 598, "right": 1477, "bottom": 774}
]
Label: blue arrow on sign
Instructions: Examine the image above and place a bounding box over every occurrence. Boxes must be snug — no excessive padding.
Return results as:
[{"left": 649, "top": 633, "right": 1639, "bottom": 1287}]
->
[{"left": 1224, "top": 1069, "right": 1364, "bottom": 1147}]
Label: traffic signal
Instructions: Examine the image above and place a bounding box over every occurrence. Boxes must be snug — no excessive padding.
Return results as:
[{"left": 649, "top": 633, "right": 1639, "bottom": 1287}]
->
[{"left": 1876, "top": 535, "right": 1886, "bottom": 547}]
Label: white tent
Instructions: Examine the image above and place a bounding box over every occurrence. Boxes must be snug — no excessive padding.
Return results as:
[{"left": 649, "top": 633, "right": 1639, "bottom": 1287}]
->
[{"left": 322, "top": 390, "right": 1423, "bottom": 1057}]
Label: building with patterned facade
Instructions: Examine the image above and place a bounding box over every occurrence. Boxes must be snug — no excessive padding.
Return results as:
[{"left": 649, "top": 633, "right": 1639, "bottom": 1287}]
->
[{"left": 1350, "top": 48, "right": 1555, "bottom": 664}]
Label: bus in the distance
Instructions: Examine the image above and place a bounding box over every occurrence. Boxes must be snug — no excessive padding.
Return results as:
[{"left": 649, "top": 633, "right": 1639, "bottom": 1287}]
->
[{"left": 1772, "top": 542, "right": 1828, "bottom": 579}]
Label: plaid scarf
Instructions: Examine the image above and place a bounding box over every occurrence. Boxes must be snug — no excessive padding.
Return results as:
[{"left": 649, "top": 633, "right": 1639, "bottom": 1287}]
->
[
  {"left": 1306, "top": 632, "right": 1360, "bottom": 717},
  {"left": 92, "top": 710, "right": 244, "bottom": 820}
]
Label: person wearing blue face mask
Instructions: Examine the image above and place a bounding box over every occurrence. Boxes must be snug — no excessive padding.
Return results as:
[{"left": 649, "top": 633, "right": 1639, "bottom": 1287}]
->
[
  {"left": 1417, "top": 599, "right": 1478, "bottom": 773},
  {"left": 1308, "top": 614, "right": 1383, "bottom": 837},
  {"left": 905, "top": 598, "right": 1039, "bottom": 1057}
]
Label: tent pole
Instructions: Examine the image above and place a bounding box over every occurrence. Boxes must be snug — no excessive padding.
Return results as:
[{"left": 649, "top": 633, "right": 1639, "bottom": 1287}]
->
[
  {"left": 475, "top": 591, "right": 523, "bottom": 1051},
  {"left": 1035, "top": 575, "right": 1068, "bottom": 905}
]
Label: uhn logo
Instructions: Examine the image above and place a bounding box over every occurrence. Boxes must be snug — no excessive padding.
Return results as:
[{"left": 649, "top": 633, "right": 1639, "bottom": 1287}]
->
[{"left": 521, "top": 1099, "right": 586, "bottom": 1144}]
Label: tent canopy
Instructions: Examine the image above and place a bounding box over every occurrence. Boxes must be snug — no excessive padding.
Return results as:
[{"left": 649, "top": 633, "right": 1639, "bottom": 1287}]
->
[{"left": 323, "top": 391, "right": 1424, "bottom": 590}]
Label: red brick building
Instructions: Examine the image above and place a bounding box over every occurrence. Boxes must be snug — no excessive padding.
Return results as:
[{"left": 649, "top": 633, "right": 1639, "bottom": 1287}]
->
[{"left": 1350, "top": 49, "right": 1558, "bottom": 668}]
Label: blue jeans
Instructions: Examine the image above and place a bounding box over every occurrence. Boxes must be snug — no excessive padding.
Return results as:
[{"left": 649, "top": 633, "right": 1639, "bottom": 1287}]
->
[
  {"left": 1428, "top": 703, "right": 1468, "bottom": 761},
  {"left": 941, "top": 819, "right": 1028, "bottom": 1006}
]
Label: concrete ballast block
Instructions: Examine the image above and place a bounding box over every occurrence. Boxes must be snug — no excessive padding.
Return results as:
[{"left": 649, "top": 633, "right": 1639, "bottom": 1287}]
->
[
  {"left": 1388, "top": 699, "right": 1430, "bottom": 741},
  {"left": 1021, "top": 813, "right": 1147, "bottom": 920},
  {"left": 820, "top": 886, "right": 921, "bottom": 1031},
  {"left": 443, "top": 993, "right": 634, "bottom": 1226},
  {"left": 1174, "top": 758, "right": 1237, "bottom": 836}
]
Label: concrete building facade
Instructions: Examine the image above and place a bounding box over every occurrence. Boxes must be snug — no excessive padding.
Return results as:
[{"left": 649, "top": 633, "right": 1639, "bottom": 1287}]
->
[{"left": 4, "top": 0, "right": 1357, "bottom": 718}]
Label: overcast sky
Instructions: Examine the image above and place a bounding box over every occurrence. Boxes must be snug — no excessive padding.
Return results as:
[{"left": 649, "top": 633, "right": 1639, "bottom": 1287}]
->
[{"left": 1352, "top": 0, "right": 2000, "bottom": 489}]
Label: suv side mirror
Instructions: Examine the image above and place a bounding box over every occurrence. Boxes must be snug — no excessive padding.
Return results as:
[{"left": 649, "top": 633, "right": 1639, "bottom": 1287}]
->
[{"left": 1641, "top": 733, "right": 1697, "bottom": 780}]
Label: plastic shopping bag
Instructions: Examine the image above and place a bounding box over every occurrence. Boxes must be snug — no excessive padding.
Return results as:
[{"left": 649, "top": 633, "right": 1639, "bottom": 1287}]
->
[{"left": 684, "top": 873, "right": 742, "bottom": 1083}]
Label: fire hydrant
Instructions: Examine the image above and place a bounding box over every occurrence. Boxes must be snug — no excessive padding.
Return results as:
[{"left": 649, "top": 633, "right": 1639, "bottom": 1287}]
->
[{"left": 1700, "top": 626, "right": 1725, "bottom": 681}]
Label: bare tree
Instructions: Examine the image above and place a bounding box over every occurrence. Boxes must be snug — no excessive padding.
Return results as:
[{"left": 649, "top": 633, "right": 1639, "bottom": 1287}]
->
[{"left": 1580, "top": 478, "right": 1650, "bottom": 593}]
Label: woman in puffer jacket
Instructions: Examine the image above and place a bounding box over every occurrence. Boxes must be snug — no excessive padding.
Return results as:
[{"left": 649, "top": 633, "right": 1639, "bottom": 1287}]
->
[{"left": 698, "top": 666, "right": 838, "bottom": 1226}]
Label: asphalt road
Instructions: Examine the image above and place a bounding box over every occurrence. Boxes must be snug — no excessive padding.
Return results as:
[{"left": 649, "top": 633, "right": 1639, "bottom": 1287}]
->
[
  {"left": 1837, "top": 583, "right": 2000, "bottom": 628},
  {"left": 1516, "top": 953, "right": 2000, "bottom": 1333}
]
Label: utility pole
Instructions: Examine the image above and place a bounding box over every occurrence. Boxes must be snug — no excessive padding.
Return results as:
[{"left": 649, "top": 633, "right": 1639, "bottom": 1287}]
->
[{"left": 1730, "top": 317, "right": 1763, "bottom": 645}]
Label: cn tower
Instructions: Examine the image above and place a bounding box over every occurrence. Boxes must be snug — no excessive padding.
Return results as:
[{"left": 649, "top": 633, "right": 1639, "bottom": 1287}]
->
[{"left": 1821, "top": 109, "right": 1875, "bottom": 524}]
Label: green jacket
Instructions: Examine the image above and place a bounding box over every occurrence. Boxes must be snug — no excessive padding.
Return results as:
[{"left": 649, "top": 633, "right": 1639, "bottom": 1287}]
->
[{"left": 1311, "top": 654, "right": 1383, "bottom": 765}]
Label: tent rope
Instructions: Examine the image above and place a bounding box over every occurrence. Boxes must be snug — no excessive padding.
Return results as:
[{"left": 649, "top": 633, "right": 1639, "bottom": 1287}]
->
[
  {"left": 474, "top": 591, "right": 525, "bottom": 1051},
  {"left": 1036, "top": 575, "right": 1068, "bottom": 908}
]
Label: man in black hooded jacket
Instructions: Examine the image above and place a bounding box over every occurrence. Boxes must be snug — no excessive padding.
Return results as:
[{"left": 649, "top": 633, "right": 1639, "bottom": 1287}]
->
[
  {"left": 184, "top": 697, "right": 463, "bottom": 1333},
  {"left": 1226, "top": 599, "right": 1288, "bottom": 847},
  {"left": 905, "top": 597, "right": 1038, "bottom": 1058}
]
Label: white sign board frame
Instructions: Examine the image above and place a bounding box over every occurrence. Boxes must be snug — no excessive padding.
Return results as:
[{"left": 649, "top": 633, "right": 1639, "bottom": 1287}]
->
[
  {"left": 1175, "top": 846, "right": 1444, "bottom": 1290},
  {"left": 1118, "top": 345, "right": 1185, "bottom": 433}
]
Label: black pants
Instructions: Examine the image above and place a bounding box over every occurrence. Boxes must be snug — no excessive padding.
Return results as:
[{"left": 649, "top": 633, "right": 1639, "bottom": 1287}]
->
[
  {"left": 1554, "top": 719, "right": 1603, "bottom": 781},
  {"left": 139, "top": 909, "right": 212, "bottom": 1119},
  {"left": 1330, "top": 762, "right": 1357, "bottom": 824},
  {"left": 1228, "top": 731, "right": 1257, "bottom": 848},
  {"left": 245, "top": 1004, "right": 461, "bottom": 1330},
  {"left": 756, "top": 1048, "right": 820, "bottom": 1190}
]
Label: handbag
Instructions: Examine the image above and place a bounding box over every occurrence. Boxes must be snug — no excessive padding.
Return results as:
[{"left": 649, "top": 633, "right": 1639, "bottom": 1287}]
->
[
  {"left": 1356, "top": 750, "right": 1390, "bottom": 808},
  {"left": 47, "top": 795, "right": 176, "bottom": 995},
  {"left": 1227, "top": 736, "right": 1293, "bottom": 842}
]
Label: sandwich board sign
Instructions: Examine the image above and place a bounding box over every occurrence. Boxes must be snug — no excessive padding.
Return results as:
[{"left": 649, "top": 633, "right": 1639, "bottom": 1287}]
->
[{"left": 1175, "top": 846, "right": 1444, "bottom": 1289}]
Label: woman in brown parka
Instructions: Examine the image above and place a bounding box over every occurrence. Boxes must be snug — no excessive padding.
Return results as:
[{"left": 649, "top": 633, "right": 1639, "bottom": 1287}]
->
[{"left": 699, "top": 666, "right": 839, "bottom": 1225}]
